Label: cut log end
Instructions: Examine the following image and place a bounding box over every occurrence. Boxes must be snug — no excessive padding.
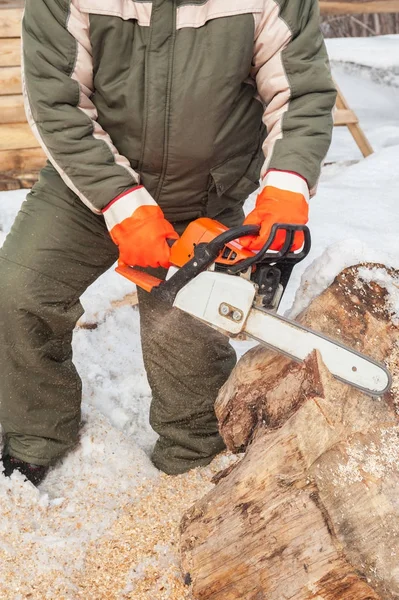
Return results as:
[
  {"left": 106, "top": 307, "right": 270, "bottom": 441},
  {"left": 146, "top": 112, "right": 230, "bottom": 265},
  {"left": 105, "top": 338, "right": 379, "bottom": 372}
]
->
[{"left": 217, "top": 264, "right": 399, "bottom": 452}]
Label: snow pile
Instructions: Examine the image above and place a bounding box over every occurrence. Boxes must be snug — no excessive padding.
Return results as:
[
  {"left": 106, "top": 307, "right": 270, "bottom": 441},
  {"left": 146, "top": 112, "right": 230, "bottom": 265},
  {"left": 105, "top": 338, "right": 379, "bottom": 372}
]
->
[
  {"left": 357, "top": 266, "right": 399, "bottom": 325},
  {"left": 288, "top": 240, "right": 396, "bottom": 318},
  {"left": 285, "top": 144, "right": 399, "bottom": 314},
  {"left": 74, "top": 306, "right": 156, "bottom": 452},
  {"left": 326, "top": 35, "right": 399, "bottom": 87}
]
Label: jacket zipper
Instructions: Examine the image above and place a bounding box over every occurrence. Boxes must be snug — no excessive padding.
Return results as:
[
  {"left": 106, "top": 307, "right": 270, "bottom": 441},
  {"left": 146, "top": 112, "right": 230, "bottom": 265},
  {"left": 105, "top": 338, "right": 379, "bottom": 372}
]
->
[{"left": 154, "top": 0, "right": 177, "bottom": 202}]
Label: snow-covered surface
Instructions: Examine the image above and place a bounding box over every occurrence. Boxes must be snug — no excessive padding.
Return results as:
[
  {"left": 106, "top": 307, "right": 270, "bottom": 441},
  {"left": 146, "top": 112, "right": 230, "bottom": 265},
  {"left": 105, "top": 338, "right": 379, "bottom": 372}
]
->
[
  {"left": 326, "top": 35, "right": 399, "bottom": 87},
  {"left": 326, "top": 35, "right": 399, "bottom": 71},
  {"left": 0, "top": 35, "right": 399, "bottom": 598}
]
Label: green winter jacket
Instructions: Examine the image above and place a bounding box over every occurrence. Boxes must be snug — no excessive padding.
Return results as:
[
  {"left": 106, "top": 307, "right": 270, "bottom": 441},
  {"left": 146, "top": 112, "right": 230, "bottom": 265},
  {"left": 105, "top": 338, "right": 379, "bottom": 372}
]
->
[{"left": 22, "top": 0, "right": 336, "bottom": 222}]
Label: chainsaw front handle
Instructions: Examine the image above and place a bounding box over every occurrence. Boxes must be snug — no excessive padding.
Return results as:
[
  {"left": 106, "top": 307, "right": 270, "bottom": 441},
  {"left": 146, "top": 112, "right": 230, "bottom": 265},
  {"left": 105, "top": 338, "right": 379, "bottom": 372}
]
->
[{"left": 228, "top": 223, "right": 311, "bottom": 274}]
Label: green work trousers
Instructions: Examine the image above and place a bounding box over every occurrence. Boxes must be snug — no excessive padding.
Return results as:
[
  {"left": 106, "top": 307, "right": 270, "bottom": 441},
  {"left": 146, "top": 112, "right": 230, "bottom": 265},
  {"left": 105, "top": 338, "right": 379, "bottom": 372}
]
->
[{"left": 0, "top": 165, "right": 240, "bottom": 474}]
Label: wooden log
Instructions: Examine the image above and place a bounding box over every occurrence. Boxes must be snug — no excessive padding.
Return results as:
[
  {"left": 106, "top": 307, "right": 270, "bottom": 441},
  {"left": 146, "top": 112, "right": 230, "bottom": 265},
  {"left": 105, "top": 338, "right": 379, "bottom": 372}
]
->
[
  {"left": 0, "top": 147, "right": 45, "bottom": 172},
  {"left": 0, "top": 95, "right": 25, "bottom": 123},
  {"left": 0, "top": 173, "right": 20, "bottom": 191},
  {"left": 0, "top": 66, "right": 22, "bottom": 95},
  {"left": 0, "top": 38, "right": 20, "bottom": 67},
  {"left": 181, "top": 264, "right": 399, "bottom": 600},
  {"left": 320, "top": 0, "right": 399, "bottom": 14},
  {"left": 0, "top": 171, "right": 40, "bottom": 191},
  {"left": 0, "top": 123, "right": 39, "bottom": 150},
  {"left": 0, "top": 8, "right": 22, "bottom": 38},
  {"left": 76, "top": 292, "right": 139, "bottom": 329}
]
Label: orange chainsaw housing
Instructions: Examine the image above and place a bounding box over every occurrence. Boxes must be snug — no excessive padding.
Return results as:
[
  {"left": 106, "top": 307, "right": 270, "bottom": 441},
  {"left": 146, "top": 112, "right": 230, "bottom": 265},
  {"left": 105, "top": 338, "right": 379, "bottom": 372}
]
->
[
  {"left": 116, "top": 217, "right": 255, "bottom": 292},
  {"left": 170, "top": 218, "right": 255, "bottom": 267}
]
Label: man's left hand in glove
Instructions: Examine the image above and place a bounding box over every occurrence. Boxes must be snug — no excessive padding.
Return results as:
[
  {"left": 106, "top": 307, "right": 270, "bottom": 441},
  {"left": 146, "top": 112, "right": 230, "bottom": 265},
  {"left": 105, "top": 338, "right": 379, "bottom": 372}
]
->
[{"left": 240, "top": 170, "right": 309, "bottom": 252}]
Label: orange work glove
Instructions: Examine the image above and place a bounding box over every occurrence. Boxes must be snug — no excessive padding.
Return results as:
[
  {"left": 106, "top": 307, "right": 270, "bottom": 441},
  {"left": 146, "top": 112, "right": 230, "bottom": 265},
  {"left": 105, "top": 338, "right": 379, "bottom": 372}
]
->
[
  {"left": 102, "top": 186, "right": 179, "bottom": 268},
  {"left": 240, "top": 170, "right": 309, "bottom": 252}
]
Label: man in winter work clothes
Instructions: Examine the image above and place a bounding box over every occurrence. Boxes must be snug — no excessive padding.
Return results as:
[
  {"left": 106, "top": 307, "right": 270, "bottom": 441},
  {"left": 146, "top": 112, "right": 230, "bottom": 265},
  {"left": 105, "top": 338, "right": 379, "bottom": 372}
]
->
[{"left": 0, "top": 0, "right": 336, "bottom": 485}]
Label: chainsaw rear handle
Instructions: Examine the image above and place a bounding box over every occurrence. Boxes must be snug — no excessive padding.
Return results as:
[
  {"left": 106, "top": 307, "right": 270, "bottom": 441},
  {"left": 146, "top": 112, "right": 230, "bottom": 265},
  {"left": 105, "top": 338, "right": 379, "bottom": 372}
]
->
[{"left": 227, "top": 223, "right": 311, "bottom": 275}]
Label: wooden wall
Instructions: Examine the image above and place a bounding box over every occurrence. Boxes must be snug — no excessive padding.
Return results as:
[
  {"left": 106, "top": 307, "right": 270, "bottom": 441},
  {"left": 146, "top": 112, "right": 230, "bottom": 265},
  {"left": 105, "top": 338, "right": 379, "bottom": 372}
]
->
[
  {"left": 0, "top": 1, "right": 46, "bottom": 188},
  {"left": 320, "top": 0, "right": 399, "bottom": 36},
  {"left": 320, "top": 0, "right": 399, "bottom": 13}
]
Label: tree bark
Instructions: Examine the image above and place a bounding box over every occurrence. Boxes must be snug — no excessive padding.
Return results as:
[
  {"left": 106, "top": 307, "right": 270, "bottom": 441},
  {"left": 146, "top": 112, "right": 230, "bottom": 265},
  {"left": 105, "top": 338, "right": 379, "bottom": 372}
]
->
[{"left": 180, "top": 264, "right": 399, "bottom": 600}]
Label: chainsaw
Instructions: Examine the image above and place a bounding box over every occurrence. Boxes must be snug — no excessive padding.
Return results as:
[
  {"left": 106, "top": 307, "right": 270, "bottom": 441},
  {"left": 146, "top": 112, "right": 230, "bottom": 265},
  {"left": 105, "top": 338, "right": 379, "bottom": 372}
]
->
[{"left": 116, "top": 218, "right": 391, "bottom": 397}]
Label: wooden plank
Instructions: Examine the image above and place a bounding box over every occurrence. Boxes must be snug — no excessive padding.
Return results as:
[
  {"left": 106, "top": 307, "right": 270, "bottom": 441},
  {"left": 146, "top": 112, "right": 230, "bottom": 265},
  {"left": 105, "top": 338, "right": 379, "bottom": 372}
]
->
[
  {"left": 333, "top": 108, "right": 359, "bottom": 126},
  {"left": 320, "top": 0, "right": 399, "bottom": 15},
  {"left": 0, "top": 66, "right": 21, "bottom": 95},
  {"left": 0, "top": 94, "right": 25, "bottom": 123},
  {"left": 0, "top": 38, "right": 20, "bottom": 67},
  {"left": 0, "top": 173, "right": 30, "bottom": 191},
  {"left": 0, "top": 8, "right": 23, "bottom": 37},
  {"left": 0, "top": 122, "right": 40, "bottom": 150},
  {"left": 0, "top": 147, "right": 45, "bottom": 172},
  {"left": 0, "top": 1, "right": 24, "bottom": 8},
  {"left": 0, "top": 172, "right": 39, "bottom": 191}
]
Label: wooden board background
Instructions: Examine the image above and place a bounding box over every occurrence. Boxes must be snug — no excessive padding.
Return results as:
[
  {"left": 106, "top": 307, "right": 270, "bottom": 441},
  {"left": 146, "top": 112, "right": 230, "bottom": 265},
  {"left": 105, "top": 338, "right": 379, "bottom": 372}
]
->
[
  {"left": 0, "top": 2, "right": 45, "bottom": 188},
  {"left": 320, "top": 0, "right": 399, "bottom": 13}
]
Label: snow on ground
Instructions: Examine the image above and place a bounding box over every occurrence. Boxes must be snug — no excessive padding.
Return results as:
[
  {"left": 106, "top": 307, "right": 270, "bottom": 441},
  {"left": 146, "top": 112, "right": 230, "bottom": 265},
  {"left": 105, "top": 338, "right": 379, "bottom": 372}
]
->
[
  {"left": 326, "top": 35, "right": 399, "bottom": 71},
  {"left": 326, "top": 35, "right": 399, "bottom": 86},
  {"left": 0, "top": 36, "right": 398, "bottom": 599}
]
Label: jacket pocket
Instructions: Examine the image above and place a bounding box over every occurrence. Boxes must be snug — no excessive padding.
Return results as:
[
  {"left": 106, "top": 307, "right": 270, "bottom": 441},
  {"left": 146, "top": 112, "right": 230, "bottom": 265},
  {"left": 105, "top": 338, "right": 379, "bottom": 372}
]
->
[
  {"left": 177, "top": 0, "right": 263, "bottom": 30},
  {"left": 78, "top": 0, "right": 152, "bottom": 25},
  {"left": 207, "top": 151, "right": 262, "bottom": 219}
]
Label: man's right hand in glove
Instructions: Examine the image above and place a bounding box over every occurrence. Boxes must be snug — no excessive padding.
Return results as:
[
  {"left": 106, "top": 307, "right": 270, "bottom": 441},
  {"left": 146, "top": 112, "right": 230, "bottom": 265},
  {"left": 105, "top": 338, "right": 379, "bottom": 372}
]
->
[{"left": 102, "top": 186, "right": 179, "bottom": 268}]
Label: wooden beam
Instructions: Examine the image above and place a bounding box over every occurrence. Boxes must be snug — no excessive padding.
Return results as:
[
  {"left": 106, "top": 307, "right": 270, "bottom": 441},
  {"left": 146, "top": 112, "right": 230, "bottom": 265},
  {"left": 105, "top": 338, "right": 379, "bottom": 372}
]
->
[
  {"left": 0, "top": 8, "right": 23, "bottom": 37},
  {"left": 0, "top": 172, "right": 40, "bottom": 192},
  {"left": 0, "top": 66, "right": 21, "bottom": 95},
  {"left": 335, "top": 85, "right": 373, "bottom": 157},
  {"left": 76, "top": 292, "right": 139, "bottom": 329},
  {"left": 0, "top": 95, "right": 25, "bottom": 123},
  {"left": 320, "top": 0, "right": 399, "bottom": 15},
  {"left": 333, "top": 108, "right": 359, "bottom": 126},
  {"left": 0, "top": 147, "right": 46, "bottom": 172},
  {"left": 0, "top": 38, "right": 20, "bottom": 67},
  {"left": 0, "top": 122, "right": 40, "bottom": 150}
]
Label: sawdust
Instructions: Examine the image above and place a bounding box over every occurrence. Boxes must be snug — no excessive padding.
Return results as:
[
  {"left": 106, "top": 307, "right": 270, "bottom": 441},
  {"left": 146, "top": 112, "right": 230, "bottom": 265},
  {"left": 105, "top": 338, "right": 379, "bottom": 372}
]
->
[
  {"left": 386, "top": 341, "right": 399, "bottom": 414},
  {"left": 333, "top": 339, "right": 399, "bottom": 487},
  {"left": 335, "top": 427, "right": 399, "bottom": 485},
  {"left": 72, "top": 470, "right": 217, "bottom": 600},
  {"left": 0, "top": 453, "right": 239, "bottom": 600}
]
